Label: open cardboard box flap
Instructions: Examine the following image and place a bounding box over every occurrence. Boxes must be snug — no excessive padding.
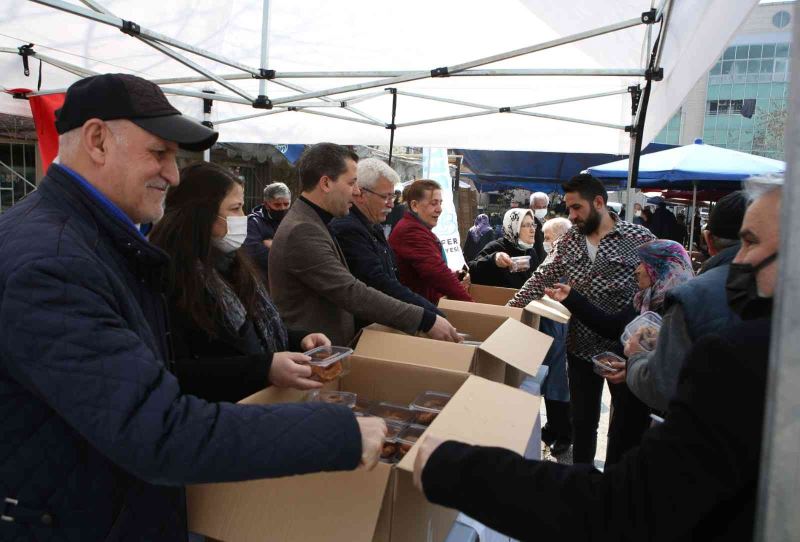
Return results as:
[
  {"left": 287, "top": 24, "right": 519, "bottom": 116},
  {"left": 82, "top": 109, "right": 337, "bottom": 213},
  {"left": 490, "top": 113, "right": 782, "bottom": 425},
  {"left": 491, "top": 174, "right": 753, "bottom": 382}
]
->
[
  {"left": 467, "top": 284, "right": 519, "bottom": 306},
  {"left": 477, "top": 318, "right": 552, "bottom": 377},
  {"left": 397, "top": 375, "right": 540, "bottom": 471},
  {"left": 438, "top": 298, "right": 525, "bottom": 321},
  {"left": 524, "top": 298, "right": 571, "bottom": 325},
  {"left": 355, "top": 327, "right": 474, "bottom": 373}
]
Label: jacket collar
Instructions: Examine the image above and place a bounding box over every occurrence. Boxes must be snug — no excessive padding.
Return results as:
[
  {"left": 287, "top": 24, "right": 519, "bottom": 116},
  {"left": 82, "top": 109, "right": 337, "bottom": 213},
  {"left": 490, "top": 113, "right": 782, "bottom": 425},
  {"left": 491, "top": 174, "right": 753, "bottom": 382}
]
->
[
  {"left": 39, "top": 164, "right": 169, "bottom": 288},
  {"left": 699, "top": 243, "right": 740, "bottom": 274}
]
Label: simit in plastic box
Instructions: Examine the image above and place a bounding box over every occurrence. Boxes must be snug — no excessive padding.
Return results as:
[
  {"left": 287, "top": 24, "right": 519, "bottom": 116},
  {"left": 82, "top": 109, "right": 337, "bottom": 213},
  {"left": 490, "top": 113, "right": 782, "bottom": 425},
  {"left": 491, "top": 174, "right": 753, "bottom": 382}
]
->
[
  {"left": 510, "top": 255, "right": 531, "bottom": 273},
  {"left": 620, "top": 311, "right": 663, "bottom": 351},
  {"left": 396, "top": 424, "right": 427, "bottom": 460},
  {"left": 410, "top": 391, "right": 453, "bottom": 426},
  {"left": 368, "top": 401, "right": 416, "bottom": 425},
  {"left": 307, "top": 390, "right": 357, "bottom": 409},
  {"left": 379, "top": 421, "right": 406, "bottom": 463},
  {"left": 591, "top": 352, "right": 625, "bottom": 377},
  {"left": 302, "top": 345, "right": 353, "bottom": 382}
]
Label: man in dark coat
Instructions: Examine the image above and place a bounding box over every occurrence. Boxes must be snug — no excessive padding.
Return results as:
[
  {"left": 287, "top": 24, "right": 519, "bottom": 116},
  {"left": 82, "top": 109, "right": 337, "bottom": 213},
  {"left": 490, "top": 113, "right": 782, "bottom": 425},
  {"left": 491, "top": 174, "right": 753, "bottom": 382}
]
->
[
  {"left": 243, "top": 182, "right": 291, "bottom": 283},
  {"left": 413, "top": 178, "right": 782, "bottom": 542},
  {"left": 330, "top": 158, "right": 443, "bottom": 330},
  {"left": 0, "top": 74, "right": 384, "bottom": 542}
]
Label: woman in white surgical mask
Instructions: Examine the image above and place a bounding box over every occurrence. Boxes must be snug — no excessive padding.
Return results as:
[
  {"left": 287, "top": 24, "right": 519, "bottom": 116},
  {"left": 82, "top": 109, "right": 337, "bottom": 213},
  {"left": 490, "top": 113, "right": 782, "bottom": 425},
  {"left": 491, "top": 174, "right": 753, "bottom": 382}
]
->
[
  {"left": 150, "top": 162, "right": 331, "bottom": 403},
  {"left": 466, "top": 208, "right": 540, "bottom": 289}
]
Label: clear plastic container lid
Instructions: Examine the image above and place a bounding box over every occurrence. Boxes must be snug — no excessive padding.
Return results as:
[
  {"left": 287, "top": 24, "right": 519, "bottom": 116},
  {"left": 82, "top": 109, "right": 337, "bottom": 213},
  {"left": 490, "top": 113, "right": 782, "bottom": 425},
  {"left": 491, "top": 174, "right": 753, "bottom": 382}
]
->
[
  {"left": 591, "top": 352, "right": 625, "bottom": 376},
  {"left": 352, "top": 397, "right": 372, "bottom": 417},
  {"left": 410, "top": 391, "right": 452, "bottom": 413},
  {"left": 301, "top": 345, "right": 353, "bottom": 383},
  {"left": 396, "top": 424, "right": 427, "bottom": 458},
  {"left": 456, "top": 332, "right": 471, "bottom": 341},
  {"left": 620, "top": 311, "right": 663, "bottom": 347},
  {"left": 303, "top": 345, "right": 354, "bottom": 367},
  {"left": 307, "top": 390, "right": 357, "bottom": 408},
  {"left": 368, "top": 402, "right": 416, "bottom": 424},
  {"left": 384, "top": 420, "right": 405, "bottom": 442},
  {"left": 510, "top": 255, "right": 531, "bottom": 272},
  {"left": 462, "top": 340, "right": 483, "bottom": 346}
]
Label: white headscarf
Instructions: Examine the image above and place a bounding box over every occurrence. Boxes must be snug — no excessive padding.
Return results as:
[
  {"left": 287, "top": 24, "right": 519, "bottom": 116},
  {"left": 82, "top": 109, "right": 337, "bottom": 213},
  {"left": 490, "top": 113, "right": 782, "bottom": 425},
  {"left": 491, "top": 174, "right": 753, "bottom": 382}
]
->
[{"left": 502, "top": 208, "right": 535, "bottom": 250}]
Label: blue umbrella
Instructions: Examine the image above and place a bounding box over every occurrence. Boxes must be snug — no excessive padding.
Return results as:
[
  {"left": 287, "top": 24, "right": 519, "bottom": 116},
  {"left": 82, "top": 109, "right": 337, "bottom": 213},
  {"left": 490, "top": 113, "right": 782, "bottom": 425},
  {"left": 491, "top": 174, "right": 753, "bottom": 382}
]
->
[
  {"left": 586, "top": 139, "right": 785, "bottom": 249},
  {"left": 586, "top": 139, "right": 785, "bottom": 190}
]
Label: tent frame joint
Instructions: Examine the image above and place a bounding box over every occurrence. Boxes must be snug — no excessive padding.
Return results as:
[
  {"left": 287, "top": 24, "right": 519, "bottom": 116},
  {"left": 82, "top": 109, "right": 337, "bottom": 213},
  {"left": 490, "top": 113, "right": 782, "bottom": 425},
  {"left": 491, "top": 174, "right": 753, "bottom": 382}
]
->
[
  {"left": 252, "top": 94, "right": 273, "bottom": 109},
  {"left": 628, "top": 84, "right": 642, "bottom": 116},
  {"left": 641, "top": 8, "right": 658, "bottom": 24},
  {"left": 499, "top": 107, "right": 511, "bottom": 113},
  {"left": 645, "top": 67, "right": 664, "bottom": 81},
  {"left": 201, "top": 120, "right": 214, "bottom": 129},
  {"left": 121, "top": 19, "right": 141, "bottom": 37},
  {"left": 17, "top": 43, "right": 35, "bottom": 76},
  {"left": 624, "top": 125, "right": 635, "bottom": 134},
  {"left": 255, "top": 68, "right": 276, "bottom": 80},
  {"left": 431, "top": 66, "right": 450, "bottom": 78}
]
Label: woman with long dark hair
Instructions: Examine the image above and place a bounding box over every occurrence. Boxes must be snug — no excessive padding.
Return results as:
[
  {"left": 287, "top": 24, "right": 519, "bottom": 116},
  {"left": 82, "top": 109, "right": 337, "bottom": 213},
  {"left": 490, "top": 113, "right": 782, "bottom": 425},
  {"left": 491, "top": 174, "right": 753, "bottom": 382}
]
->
[{"left": 150, "top": 162, "right": 329, "bottom": 403}]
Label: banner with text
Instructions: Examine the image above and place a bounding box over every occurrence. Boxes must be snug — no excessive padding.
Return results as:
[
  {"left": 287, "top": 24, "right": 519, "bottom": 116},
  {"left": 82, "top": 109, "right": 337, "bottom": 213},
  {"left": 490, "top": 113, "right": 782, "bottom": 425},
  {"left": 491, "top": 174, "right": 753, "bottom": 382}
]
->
[{"left": 423, "top": 147, "right": 465, "bottom": 270}]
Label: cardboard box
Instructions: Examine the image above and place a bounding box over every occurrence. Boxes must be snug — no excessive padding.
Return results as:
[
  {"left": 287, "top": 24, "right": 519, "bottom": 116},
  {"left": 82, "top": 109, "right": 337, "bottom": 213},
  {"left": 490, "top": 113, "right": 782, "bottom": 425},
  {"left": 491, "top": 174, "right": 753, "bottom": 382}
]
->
[
  {"left": 452, "top": 284, "right": 571, "bottom": 326},
  {"left": 187, "top": 356, "right": 541, "bottom": 542},
  {"left": 359, "top": 314, "right": 552, "bottom": 385},
  {"left": 467, "top": 284, "right": 519, "bottom": 305}
]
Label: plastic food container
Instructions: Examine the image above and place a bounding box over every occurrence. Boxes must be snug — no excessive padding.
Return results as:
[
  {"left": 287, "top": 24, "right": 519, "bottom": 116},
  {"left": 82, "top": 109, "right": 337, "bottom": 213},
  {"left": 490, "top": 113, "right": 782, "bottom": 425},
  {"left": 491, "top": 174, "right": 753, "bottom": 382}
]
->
[
  {"left": 462, "top": 340, "right": 483, "bottom": 346},
  {"left": 456, "top": 332, "right": 471, "bottom": 341},
  {"left": 591, "top": 352, "right": 625, "bottom": 376},
  {"left": 352, "top": 397, "right": 372, "bottom": 417},
  {"left": 510, "top": 255, "right": 531, "bottom": 273},
  {"left": 368, "top": 402, "right": 416, "bottom": 425},
  {"left": 379, "top": 420, "right": 406, "bottom": 463},
  {"left": 620, "top": 311, "right": 663, "bottom": 350},
  {"left": 396, "top": 424, "right": 427, "bottom": 460},
  {"left": 307, "top": 390, "right": 357, "bottom": 408},
  {"left": 410, "top": 391, "right": 453, "bottom": 426},
  {"left": 301, "top": 345, "right": 353, "bottom": 382}
]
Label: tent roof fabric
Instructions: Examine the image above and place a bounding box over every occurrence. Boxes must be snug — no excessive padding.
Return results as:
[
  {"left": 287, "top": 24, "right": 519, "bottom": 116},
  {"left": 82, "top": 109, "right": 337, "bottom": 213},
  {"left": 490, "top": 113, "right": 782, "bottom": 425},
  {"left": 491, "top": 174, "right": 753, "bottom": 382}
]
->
[{"left": 0, "top": 0, "right": 758, "bottom": 153}]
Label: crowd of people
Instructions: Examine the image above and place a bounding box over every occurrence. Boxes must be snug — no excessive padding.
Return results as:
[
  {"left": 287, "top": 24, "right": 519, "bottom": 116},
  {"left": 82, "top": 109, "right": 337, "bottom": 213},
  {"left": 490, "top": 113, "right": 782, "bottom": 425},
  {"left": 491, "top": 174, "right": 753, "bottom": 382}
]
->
[{"left": 0, "top": 73, "right": 781, "bottom": 542}]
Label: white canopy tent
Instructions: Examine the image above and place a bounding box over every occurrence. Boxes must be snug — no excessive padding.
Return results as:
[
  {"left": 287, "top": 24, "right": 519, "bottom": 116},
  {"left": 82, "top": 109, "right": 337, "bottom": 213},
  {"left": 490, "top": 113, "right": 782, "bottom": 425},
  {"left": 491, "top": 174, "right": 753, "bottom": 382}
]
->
[{"left": 0, "top": 0, "right": 758, "bottom": 157}]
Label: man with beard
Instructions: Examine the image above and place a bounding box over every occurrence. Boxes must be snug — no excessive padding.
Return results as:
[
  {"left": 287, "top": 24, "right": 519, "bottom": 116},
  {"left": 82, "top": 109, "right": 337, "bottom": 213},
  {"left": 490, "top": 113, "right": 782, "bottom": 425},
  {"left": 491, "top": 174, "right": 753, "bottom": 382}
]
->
[
  {"left": 508, "top": 174, "right": 655, "bottom": 465},
  {"left": 244, "top": 182, "right": 292, "bottom": 283}
]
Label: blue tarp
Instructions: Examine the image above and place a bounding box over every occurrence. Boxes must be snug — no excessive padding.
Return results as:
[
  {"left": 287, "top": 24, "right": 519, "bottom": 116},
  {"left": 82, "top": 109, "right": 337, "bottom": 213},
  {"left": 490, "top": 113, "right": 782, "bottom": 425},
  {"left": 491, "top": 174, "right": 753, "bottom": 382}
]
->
[
  {"left": 457, "top": 144, "right": 675, "bottom": 192},
  {"left": 587, "top": 140, "right": 785, "bottom": 190}
]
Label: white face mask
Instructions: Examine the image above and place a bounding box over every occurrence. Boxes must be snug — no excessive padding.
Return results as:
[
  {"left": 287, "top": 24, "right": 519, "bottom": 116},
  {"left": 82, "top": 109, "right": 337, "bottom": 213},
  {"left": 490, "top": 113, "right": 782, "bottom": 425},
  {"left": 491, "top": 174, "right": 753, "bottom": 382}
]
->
[
  {"left": 543, "top": 241, "right": 553, "bottom": 254},
  {"left": 635, "top": 210, "right": 642, "bottom": 217},
  {"left": 213, "top": 215, "right": 248, "bottom": 253},
  {"left": 534, "top": 208, "right": 548, "bottom": 220}
]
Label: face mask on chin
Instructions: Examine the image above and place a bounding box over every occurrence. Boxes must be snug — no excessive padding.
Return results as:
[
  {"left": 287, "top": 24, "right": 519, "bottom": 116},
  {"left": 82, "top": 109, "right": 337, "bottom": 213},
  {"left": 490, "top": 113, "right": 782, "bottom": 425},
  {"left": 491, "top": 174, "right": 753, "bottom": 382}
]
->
[
  {"left": 725, "top": 252, "right": 778, "bottom": 319},
  {"left": 213, "top": 215, "right": 248, "bottom": 254}
]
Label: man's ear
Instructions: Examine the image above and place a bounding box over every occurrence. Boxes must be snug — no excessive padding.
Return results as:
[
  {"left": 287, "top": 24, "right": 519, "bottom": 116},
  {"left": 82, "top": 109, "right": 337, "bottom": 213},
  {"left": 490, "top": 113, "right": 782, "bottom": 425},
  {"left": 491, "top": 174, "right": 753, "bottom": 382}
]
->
[
  {"left": 594, "top": 195, "right": 605, "bottom": 210},
  {"left": 81, "top": 119, "right": 109, "bottom": 166}
]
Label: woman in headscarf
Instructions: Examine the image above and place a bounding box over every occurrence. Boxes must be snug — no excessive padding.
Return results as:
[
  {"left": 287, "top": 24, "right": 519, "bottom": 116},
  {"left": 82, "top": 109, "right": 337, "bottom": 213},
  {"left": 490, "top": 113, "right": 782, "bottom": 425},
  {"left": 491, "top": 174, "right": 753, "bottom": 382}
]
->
[
  {"left": 462, "top": 213, "right": 496, "bottom": 262},
  {"left": 467, "top": 208, "right": 541, "bottom": 289},
  {"left": 545, "top": 239, "right": 694, "bottom": 463},
  {"left": 149, "top": 162, "right": 331, "bottom": 403}
]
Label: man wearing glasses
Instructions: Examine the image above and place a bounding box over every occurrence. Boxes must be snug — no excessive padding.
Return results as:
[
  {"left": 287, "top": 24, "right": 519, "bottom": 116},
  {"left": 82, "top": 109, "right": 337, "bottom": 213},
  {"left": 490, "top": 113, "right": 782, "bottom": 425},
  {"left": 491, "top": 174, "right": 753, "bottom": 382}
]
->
[{"left": 331, "top": 158, "right": 445, "bottom": 329}]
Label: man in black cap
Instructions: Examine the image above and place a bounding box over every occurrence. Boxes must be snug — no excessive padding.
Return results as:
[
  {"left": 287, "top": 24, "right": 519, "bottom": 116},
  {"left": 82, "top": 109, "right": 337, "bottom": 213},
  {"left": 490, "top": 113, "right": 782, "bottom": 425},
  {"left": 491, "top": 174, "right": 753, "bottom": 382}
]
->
[
  {"left": 0, "top": 74, "right": 384, "bottom": 542},
  {"left": 625, "top": 190, "right": 749, "bottom": 412}
]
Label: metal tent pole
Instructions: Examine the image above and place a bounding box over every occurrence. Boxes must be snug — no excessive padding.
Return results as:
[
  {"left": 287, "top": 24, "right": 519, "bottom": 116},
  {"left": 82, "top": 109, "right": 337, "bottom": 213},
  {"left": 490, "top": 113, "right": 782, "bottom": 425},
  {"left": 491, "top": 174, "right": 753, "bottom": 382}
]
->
[
  {"left": 688, "top": 183, "right": 697, "bottom": 250},
  {"left": 258, "top": 0, "right": 271, "bottom": 102},
  {"left": 387, "top": 88, "right": 398, "bottom": 166},
  {"left": 755, "top": 1, "right": 800, "bottom": 540}
]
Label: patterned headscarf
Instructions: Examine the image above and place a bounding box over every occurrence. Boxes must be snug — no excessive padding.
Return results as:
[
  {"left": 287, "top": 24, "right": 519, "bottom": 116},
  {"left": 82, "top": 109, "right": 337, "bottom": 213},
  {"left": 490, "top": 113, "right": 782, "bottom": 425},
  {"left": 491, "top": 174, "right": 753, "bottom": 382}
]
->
[
  {"left": 469, "top": 214, "right": 492, "bottom": 242},
  {"left": 502, "top": 208, "right": 535, "bottom": 249},
  {"left": 633, "top": 240, "right": 695, "bottom": 313}
]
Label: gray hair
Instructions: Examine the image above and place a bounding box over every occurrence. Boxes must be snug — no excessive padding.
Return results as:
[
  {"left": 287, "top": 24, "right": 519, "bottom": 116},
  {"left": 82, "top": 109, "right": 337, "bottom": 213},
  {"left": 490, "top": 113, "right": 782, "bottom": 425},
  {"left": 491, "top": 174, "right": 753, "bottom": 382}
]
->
[
  {"left": 530, "top": 191, "right": 550, "bottom": 207},
  {"left": 56, "top": 120, "right": 130, "bottom": 166},
  {"left": 263, "top": 182, "right": 291, "bottom": 201},
  {"left": 357, "top": 157, "right": 400, "bottom": 190},
  {"left": 745, "top": 174, "right": 783, "bottom": 202},
  {"left": 542, "top": 217, "right": 572, "bottom": 239}
]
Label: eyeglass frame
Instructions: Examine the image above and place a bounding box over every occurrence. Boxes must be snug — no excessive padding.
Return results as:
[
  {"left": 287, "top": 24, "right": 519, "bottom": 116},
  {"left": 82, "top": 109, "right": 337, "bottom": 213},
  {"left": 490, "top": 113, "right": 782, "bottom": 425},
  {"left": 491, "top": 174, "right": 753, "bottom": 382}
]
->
[{"left": 360, "top": 185, "right": 395, "bottom": 203}]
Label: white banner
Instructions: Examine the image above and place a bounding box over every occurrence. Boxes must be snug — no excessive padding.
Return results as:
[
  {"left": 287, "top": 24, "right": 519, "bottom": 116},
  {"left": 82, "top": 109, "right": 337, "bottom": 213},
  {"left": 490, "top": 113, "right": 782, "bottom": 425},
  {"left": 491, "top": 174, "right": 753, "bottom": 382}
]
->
[{"left": 422, "top": 148, "right": 466, "bottom": 271}]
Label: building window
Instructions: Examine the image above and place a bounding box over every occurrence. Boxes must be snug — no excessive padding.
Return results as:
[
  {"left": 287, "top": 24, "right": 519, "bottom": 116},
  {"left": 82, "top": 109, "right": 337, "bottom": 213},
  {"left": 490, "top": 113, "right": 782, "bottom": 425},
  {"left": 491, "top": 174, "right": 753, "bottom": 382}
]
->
[
  {"left": 773, "top": 11, "right": 791, "bottom": 29},
  {"left": 653, "top": 109, "right": 682, "bottom": 145}
]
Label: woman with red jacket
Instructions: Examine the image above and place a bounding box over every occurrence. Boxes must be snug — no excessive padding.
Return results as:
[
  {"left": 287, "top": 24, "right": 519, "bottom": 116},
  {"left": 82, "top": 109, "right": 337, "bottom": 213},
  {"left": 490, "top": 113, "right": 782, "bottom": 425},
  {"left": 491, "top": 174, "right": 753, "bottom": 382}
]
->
[{"left": 388, "top": 179, "right": 474, "bottom": 304}]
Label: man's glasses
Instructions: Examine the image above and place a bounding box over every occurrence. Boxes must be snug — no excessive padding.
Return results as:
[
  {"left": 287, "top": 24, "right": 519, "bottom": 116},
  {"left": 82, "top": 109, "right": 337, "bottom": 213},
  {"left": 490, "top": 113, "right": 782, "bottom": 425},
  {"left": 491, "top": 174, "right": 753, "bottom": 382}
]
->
[{"left": 361, "top": 186, "right": 395, "bottom": 202}]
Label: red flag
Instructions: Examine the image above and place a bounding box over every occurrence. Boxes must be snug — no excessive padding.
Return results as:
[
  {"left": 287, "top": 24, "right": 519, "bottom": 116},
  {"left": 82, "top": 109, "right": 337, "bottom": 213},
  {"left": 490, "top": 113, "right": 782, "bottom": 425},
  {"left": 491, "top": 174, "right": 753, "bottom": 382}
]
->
[{"left": 8, "top": 89, "right": 66, "bottom": 170}]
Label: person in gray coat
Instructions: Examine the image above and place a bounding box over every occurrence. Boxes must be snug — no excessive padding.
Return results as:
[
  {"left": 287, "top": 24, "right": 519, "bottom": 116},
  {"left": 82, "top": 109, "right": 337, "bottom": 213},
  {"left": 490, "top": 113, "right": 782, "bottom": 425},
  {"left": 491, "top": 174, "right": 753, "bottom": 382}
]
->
[
  {"left": 269, "top": 143, "right": 460, "bottom": 346},
  {"left": 625, "top": 191, "right": 748, "bottom": 412}
]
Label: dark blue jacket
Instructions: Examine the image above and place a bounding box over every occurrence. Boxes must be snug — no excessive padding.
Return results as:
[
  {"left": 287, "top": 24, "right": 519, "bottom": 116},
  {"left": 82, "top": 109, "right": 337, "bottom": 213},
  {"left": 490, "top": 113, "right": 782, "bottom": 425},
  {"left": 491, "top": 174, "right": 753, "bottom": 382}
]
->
[
  {"left": 243, "top": 205, "right": 282, "bottom": 282},
  {"left": 330, "top": 206, "right": 442, "bottom": 325},
  {"left": 667, "top": 244, "right": 740, "bottom": 340},
  {"left": 0, "top": 165, "right": 361, "bottom": 542}
]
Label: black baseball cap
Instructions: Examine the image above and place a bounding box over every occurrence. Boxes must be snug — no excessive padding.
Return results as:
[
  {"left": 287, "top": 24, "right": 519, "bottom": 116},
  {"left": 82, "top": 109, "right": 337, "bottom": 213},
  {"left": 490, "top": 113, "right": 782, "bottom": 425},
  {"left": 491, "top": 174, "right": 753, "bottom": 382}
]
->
[
  {"left": 707, "top": 191, "right": 748, "bottom": 240},
  {"left": 55, "top": 73, "right": 218, "bottom": 151}
]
